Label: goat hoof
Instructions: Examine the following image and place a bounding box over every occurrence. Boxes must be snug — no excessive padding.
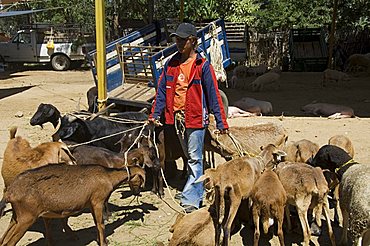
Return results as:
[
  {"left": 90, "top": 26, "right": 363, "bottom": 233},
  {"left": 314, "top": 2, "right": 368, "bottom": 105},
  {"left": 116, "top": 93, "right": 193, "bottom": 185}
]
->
[{"left": 310, "top": 222, "right": 322, "bottom": 236}]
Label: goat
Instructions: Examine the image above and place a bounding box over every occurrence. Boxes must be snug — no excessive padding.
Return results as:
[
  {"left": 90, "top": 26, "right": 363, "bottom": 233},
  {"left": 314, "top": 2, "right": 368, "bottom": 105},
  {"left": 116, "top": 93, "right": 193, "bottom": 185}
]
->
[
  {"left": 0, "top": 164, "right": 145, "bottom": 246},
  {"left": 275, "top": 162, "right": 335, "bottom": 246},
  {"left": 322, "top": 69, "right": 350, "bottom": 87},
  {"left": 119, "top": 125, "right": 188, "bottom": 197},
  {"left": 229, "top": 65, "right": 249, "bottom": 89},
  {"left": 310, "top": 145, "right": 369, "bottom": 245},
  {"left": 2, "top": 126, "right": 75, "bottom": 190},
  {"left": 30, "top": 103, "right": 61, "bottom": 129},
  {"left": 233, "top": 97, "right": 273, "bottom": 115},
  {"left": 66, "top": 141, "right": 159, "bottom": 169},
  {"left": 169, "top": 207, "right": 218, "bottom": 246},
  {"left": 249, "top": 71, "right": 280, "bottom": 92},
  {"left": 283, "top": 139, "right": 319, "bottom": 163},
  {"left": 339, "top": 164, "right": 370, "bottom": 246},
  {"left": 86, "top": 86, "right": 98, "bottom": 113},
  {"left": 196, "top": 144, "right": 286, "bottom": 246},
  {"left": 301, "top": 102, "right": 355, "bottom": 119},
  {"left": 206, "top": 118, "right": 288, "bottom": 160},
  {"left": 168, "top": 200, "right": 250, "bottom": 246},
  {"left": 29, "top": 103, "right": 148, "bottom": 152},
  {"left": 345, "top": 54, "right": 370, "bottom": 74},
  {"left": 227, "top": 106, "right": 258, "bottom": 118},
  {"left": 251, "top": 169, "right": 287, "bottom": 246},
  {"left": 328, "top": 134, "right": 354, "bottom": 158}
]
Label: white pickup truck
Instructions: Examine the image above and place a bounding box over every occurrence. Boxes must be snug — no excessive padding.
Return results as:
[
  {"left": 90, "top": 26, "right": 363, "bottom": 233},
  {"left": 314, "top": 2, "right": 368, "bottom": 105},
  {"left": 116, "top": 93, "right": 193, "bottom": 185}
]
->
[{"left": 0, "top": 26, "right": 94, "bottom": 71}]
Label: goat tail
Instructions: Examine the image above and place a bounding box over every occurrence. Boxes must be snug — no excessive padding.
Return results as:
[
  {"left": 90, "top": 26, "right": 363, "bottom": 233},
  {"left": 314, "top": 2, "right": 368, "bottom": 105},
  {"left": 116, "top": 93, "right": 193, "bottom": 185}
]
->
[
  {"left": 9, "top": 126, "right": 17, "bottom": 139},
  {"left": 0, "top": 197, "right": 7, "bottom": 217}
]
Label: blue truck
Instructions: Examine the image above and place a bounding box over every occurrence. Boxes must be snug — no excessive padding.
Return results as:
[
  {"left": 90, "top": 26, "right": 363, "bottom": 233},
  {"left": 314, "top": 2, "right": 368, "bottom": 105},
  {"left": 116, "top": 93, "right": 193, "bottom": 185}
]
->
[{"left": 88, "top": 19, "right": 232, "bottom": 110}]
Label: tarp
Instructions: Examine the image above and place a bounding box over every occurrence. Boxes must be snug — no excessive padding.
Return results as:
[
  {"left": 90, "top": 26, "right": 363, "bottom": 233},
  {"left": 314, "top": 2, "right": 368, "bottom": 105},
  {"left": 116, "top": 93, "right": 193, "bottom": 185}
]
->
[{"left": 0, "top": 9, "right": 52, "bottom": 18}]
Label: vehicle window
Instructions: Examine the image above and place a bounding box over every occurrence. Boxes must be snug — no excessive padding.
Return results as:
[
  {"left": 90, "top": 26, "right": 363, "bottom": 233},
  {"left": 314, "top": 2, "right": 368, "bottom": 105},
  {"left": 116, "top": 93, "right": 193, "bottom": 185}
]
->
[{"left": 17, "top": 33, "right": 31, "bottom": 44}]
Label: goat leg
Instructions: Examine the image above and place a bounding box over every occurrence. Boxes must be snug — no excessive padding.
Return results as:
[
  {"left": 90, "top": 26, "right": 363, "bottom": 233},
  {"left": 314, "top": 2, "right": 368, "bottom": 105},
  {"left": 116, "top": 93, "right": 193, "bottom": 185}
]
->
[
  {"left": 0, "top": 216, "right": 16, "bottom": 244},
  {"left": 158, "top": 168, "right": 165, "bottom": 197},
  {"left": 277, "top": 206, "right": 286, "bottom": 246},
  {"left": 151, "top": 167, "right": 158, "bottom": 195},
  {"left": 61, "top": 218, "right": 79, "bottom": 240},
  {"left": 252, "top": 204, "right": 260, "bottom": 246},
  {"left": 284, "top": 206, "right": 292, "bottom": 232},
  {"left": 91, "top": 204, "right": 107, "bottom": 246},
  {"left": 297, "top": 206, "right": 310, "bottom": 246},
  {"left": 323, "top": 197, "right": 336, "bottom": 246},
  {"left": 339, "top": 209, "right": 349, "bottom": 246},
  {"left": 43, "top": 218, "right": 55, "bottom": 246},
  {"left": 2, "top": 215, "right": 36, "bottom": 246},
  {"left": 222, "top": 194, "right": 241, "bottom": 246}
]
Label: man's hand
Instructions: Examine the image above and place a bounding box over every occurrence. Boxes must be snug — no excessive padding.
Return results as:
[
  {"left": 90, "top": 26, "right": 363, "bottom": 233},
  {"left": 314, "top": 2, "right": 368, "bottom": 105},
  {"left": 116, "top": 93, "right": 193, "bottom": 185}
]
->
[{"left": 147, "top": 118, "right": 163, "bottom": 127}]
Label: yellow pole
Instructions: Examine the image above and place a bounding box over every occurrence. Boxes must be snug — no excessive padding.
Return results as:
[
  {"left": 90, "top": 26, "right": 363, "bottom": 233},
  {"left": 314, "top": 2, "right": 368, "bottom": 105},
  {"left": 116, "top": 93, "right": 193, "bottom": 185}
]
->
[{"left": 95, "top": 0, "right": 107, "bottom": 111}]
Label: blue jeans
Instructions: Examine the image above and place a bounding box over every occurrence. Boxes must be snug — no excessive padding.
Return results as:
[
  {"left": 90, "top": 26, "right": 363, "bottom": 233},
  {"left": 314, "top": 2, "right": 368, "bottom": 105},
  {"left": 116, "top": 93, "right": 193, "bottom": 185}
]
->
[{"left": 180, "top": 128, "right": 205, "bottom": 208}]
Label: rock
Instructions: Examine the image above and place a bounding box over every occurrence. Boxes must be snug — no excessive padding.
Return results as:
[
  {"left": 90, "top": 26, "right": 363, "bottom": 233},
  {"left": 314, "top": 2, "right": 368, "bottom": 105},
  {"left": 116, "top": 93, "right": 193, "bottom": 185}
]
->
[{"left": 15, "top": 111, "right": 23, "bottom": 118}]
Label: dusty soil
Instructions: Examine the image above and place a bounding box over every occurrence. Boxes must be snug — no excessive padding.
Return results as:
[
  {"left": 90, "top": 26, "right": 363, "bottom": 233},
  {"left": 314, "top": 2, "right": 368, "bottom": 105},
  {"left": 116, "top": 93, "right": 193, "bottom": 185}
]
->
[{"left": 0, "top": 66, "right": 369, "bottom": 246}]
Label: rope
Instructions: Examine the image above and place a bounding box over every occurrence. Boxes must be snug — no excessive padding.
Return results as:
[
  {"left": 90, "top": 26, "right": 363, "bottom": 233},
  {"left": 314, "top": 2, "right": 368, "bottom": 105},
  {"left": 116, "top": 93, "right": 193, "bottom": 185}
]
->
[
  {"left": 67, "top": 124, "right": 145, "bottom": 148},
  {"left": 208, "top": 22, "right": 227, "bottom": 85},
  {"left": 67, "top": 112, "right": 146, "bottom": 124},
  {"left": 123, "top": 123, "right": 149, "bottom": 166},
  {"left": 213, "top": 129, "right": 257, "bottom": 158},
  {"left": 151, "top": 127, "right": 186, "bottom": 215}
]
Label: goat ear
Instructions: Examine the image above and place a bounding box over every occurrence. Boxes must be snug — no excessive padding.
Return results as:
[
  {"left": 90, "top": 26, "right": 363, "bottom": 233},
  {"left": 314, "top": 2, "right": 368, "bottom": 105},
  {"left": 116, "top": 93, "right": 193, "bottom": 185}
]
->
[
  {"left": 273, "top": 150, "right": 287, "bottom": 163},
  {"left": 274, "top": 150, "right": 287, "bottom": 157},
  {"left": 195, "top": 174, "right": 209, "bottom": 183}
]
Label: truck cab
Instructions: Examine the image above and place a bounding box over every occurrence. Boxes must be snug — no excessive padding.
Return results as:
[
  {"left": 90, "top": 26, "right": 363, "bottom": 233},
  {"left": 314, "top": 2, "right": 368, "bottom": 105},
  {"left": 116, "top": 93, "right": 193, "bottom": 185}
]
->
[
  {"left": 1, "top": 29, "right": 37, "bottom": 63},
  {"left": 0, "top": 24, "right": 94, "bottom": 71}
]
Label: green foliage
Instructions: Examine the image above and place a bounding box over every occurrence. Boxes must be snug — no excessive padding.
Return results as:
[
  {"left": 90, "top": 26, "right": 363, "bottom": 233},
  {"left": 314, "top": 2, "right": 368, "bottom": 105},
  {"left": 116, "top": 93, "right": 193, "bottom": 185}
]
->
[
  {"left": 29, "top": 0, "right": 95, "bottom": 32},
  {"left": 0, "top": 0, "right": 369, "bottom": 37},
  {"left": 252, "top": 0, "right": 332, "bottom": 30},
  {"left": 337, "top": 0, "right": 370, "bottom": 30},
  {"left": 225, "top": 0, "right": 259, "bottom": 25}
]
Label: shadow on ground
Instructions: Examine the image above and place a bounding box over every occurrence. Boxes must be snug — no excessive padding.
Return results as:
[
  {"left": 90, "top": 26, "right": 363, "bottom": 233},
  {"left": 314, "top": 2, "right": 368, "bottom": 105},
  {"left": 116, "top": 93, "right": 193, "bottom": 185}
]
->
[{"left": 0, "top": 86, "right": 34, "bottom": 100}]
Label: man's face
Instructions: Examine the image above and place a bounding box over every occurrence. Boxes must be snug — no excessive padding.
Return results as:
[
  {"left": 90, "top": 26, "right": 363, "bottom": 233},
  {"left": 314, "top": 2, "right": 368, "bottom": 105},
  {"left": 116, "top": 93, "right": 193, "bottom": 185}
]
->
[{"left": 175, "top": 36, "right": 192, "bottom": 53}]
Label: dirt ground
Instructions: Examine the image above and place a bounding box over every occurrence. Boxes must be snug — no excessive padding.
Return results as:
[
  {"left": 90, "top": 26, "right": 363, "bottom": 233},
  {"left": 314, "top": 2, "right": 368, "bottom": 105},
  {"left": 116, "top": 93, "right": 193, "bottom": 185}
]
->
[{"left": 0, "top": 66, "right": 369, "bottom": 246}]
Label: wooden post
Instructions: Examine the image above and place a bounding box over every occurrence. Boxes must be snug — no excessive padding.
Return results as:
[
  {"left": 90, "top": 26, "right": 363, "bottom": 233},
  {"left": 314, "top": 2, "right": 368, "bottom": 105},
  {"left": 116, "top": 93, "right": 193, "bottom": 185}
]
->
[
  {"left": 327, "top": 0, "right": 338, "bottom": 69},
  {"left": 95, "top": 0, "right": 107, "bottom": 111},
  {"left": 180, "top": 0, "right": 184, "bottom": 22}
]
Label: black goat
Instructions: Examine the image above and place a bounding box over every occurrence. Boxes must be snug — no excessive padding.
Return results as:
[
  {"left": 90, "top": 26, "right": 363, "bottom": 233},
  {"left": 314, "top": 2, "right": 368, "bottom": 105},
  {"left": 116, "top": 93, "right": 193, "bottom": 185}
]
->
[
  {"left": 30, "top": 103, "right": 147, "bottom": 152},
  {"left": 310, "top": 144, "right": 355, "bottom": 178}
]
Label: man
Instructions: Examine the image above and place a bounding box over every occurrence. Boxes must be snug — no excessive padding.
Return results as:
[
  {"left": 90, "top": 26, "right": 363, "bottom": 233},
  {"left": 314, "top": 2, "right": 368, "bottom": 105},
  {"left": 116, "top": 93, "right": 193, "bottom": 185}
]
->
[{"left": 149, "top": 22, "right": 228, "bottom": 213}]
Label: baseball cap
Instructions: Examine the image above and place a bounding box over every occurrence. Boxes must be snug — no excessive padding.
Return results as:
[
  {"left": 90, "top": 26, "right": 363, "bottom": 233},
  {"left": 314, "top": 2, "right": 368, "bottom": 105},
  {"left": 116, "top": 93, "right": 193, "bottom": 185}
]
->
[{"left": 170, "top": 23, "right": 197, "bottom": 39}]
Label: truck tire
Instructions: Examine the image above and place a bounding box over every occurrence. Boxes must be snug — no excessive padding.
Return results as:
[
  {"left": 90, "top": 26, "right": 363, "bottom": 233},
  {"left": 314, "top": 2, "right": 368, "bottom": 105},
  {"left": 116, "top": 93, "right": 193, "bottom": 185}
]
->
[
  {"left": 51, "top": 54, "right": 70, "bottom": 71},
  {"left": 219, "top": 89, "right": 229, "bottom": 116}
]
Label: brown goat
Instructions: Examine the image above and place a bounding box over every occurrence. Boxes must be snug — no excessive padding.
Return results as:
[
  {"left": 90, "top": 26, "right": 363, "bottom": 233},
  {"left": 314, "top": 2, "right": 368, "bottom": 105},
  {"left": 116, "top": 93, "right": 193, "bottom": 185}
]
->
[
  {"left": 67, "top": 142, "right": 159, "bottom": 169},
  {"left": 251, "top": 169, "right": 287, "bottom": 246},
  {"left": 169, "top": 200, "right": 250, "bottom": 246},
  {"left": 0, "top": 164, "right": 145, "bottom": 246},
  {"left": 206, "top": 118, "right": 288, "bottom": 159},
  {"left": 197, "top": 144, "right": 286, "bottom": 246},
  {"left": 275, "top": 162, "right": 335, "bottom": 246},
  {"left": 283, "top": 139, "right": 319, "bottom": 163},
  {"left": 2, "top": 127, "right": 75, "bottom": 190},
  {"left": 328, "top": 134, "right": 354, "bottom": 158}
]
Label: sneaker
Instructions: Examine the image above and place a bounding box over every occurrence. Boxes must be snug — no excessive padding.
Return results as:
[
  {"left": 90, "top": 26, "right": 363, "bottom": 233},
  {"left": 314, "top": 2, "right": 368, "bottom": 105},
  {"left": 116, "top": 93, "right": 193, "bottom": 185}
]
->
[{"left": 183, "top": 205, "right": 198, "bottom": 213}]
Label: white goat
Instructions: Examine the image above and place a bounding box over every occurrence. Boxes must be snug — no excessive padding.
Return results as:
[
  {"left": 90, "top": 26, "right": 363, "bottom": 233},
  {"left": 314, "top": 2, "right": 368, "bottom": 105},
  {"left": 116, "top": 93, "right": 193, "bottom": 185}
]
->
[
  {"left": 322, "top": 69, "right": 350, "bottom": 87},
  {"left": 250, "top": 72, "right": 280, "bottom": 92}
]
